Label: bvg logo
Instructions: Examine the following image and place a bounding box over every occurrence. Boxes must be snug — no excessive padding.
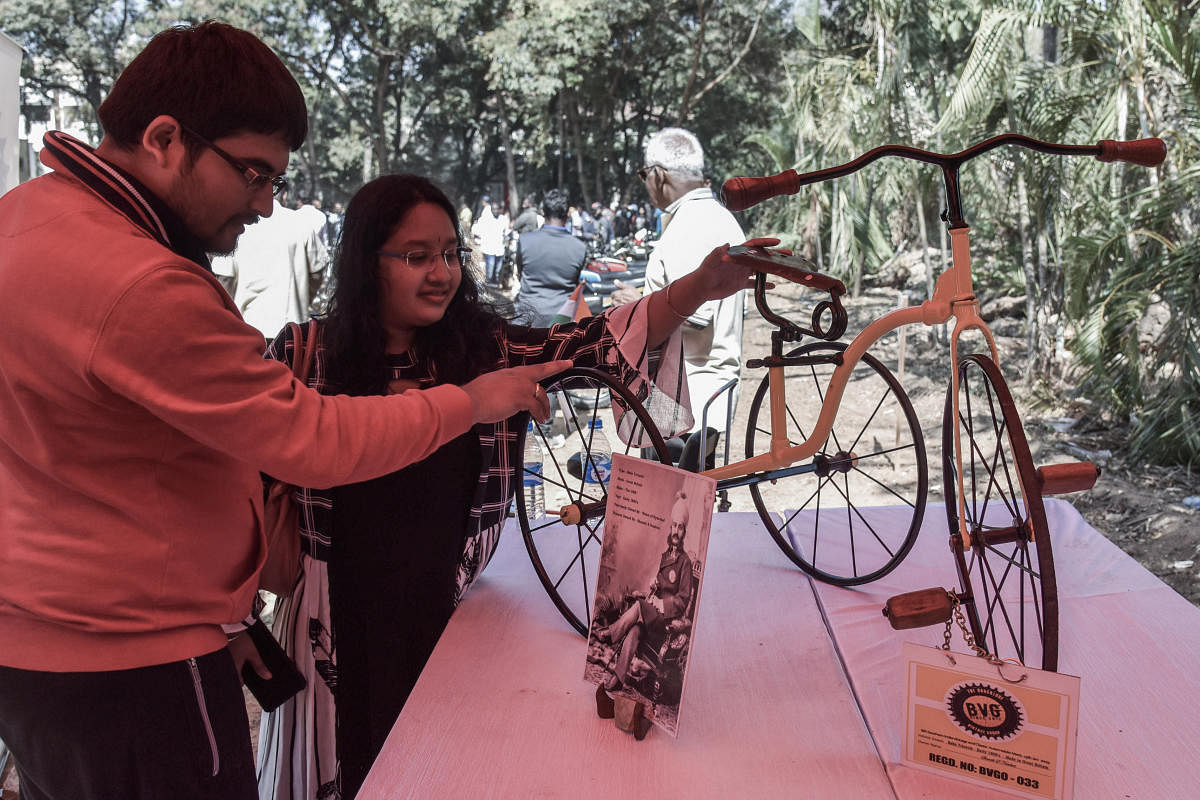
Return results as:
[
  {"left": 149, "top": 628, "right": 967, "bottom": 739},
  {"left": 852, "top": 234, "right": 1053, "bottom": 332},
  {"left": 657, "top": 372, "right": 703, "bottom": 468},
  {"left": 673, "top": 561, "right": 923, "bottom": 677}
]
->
[{"left": 945, "top": 682, "right": 1024, "bottom": 741}]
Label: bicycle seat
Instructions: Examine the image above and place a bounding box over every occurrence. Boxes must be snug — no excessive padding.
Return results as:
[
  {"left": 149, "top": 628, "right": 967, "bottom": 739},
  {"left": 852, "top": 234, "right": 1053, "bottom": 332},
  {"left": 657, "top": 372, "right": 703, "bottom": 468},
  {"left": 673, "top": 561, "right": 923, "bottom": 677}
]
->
[
  {"left": 727, "top": 245, "right": 846, "bottom": 297},
  {"left": 677, "top": 427, "right": 720, "bottom": 473}
]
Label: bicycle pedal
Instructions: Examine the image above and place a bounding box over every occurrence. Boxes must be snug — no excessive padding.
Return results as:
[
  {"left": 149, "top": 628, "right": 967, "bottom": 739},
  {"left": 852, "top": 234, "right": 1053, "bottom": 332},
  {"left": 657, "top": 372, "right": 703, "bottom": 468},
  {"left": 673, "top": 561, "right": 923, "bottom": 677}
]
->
[{"left": 882, "top": 588, "right": 954, "bottom": 630}]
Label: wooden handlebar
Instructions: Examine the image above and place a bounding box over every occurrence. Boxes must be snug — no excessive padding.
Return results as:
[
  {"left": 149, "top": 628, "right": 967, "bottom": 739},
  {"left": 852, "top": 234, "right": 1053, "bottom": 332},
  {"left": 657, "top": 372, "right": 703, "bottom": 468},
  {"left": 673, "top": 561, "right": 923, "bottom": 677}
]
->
[
  {"left": 1097, "top": 138, "right": 1166, "bottom": 167},
  {"left": 722, "top": 171, "right": 803, "bottom": 212}
]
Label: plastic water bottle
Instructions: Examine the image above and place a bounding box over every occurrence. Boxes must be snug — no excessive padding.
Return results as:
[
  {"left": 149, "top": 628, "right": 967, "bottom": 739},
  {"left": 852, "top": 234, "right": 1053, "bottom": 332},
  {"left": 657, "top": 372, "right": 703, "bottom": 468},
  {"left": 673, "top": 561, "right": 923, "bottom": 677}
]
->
[
  {"left": 583, "top": 418, "right": 612, "bottom": 484},
  {"left": 523, "top": 421, "right": 546, "bottom": 518}
]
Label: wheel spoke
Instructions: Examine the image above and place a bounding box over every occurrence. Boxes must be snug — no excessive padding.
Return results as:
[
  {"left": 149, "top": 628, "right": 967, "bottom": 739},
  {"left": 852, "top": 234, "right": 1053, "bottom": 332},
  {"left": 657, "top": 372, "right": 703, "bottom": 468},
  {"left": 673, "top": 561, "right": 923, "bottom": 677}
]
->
[
  {"left": 826, "top": 473, "right": 898, "bottom": 559},
  {"left": 750, "top": 344, "right": 926, "bottom": 586},
  {"left": 785, "top": 401, "right": 811, "bottom": 446},
  {"left": 947, "top": 355, "right": 1056, "bottom": 670},
  {"left": 548, "top": 523, "right": 603, "bottom": 591},
  {"left": 850, "top": 450, "right": 921, "bottom": 508},
  {"left": 518, "top": 368, "right": 672, "bottom": 636},
  {"left": 976, "top": 542, "right": 1028, "bottom": 663},
  {"left": 846, "top": 384, "right": 895, "bottom": 456},
  {"left": 842, "top": 475, "right": 857, "bottom": 576}
]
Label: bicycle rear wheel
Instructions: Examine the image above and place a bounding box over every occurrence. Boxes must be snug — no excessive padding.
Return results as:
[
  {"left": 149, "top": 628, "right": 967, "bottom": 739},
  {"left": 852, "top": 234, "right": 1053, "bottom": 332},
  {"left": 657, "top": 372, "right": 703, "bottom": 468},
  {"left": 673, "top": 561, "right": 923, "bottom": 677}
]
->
[
  {"left": 745, "top": 342, "right": 927, "bottom": 585},
  {"left": 944, "top": 354, "right": 1058, "bottom": 671},
  {"left": 516, "top": 367, "right": 671, "bottom": 636}
]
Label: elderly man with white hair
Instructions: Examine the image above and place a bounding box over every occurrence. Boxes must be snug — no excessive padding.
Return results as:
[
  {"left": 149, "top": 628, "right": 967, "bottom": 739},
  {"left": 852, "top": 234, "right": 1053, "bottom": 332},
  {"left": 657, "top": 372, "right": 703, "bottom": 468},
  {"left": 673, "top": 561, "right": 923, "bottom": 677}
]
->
[{"left": 617, "top": 127, "right": 748, "bottom": 465}]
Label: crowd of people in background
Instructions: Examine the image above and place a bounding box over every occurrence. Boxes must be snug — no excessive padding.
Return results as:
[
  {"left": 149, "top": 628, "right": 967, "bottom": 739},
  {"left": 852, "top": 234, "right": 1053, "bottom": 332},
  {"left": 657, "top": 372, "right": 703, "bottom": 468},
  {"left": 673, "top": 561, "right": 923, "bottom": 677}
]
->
[
  {"left": 269, "top": 184, "right": 663, "bottom": 326},
  {"left": 456, "top": 192, "right": 662, "bottom": 292},
  {"left": 211, "top": 177, "right": 669, "bottom": 352},
  {"left": 288, "top": 190, "right": 660, "bottom": 263}
]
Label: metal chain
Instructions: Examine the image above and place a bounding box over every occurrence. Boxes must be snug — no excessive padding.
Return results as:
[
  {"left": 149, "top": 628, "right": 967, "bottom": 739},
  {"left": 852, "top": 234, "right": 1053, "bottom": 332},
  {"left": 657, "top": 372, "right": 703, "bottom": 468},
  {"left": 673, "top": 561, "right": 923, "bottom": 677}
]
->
[{"left": 939, "top": 590, "right": 999, "bottom": 663}]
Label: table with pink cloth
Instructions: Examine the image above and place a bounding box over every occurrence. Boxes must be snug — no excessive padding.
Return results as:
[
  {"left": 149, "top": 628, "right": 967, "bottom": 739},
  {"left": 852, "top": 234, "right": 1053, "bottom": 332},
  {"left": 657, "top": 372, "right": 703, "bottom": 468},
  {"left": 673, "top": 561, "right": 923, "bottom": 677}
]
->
[
  {"left": 800, "top": 498, "right": 1200, "bottom": 799},
  {"left": 359, "top": 501, "right": 1200, "bottom": 798}
]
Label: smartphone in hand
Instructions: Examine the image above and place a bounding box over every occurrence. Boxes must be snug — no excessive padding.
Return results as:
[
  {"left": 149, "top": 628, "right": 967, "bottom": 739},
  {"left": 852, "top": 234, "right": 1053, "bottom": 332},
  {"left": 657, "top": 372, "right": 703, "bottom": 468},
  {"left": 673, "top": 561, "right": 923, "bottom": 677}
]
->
[{"left": 241, "top": 618, "right": 307, "bottom": 712}]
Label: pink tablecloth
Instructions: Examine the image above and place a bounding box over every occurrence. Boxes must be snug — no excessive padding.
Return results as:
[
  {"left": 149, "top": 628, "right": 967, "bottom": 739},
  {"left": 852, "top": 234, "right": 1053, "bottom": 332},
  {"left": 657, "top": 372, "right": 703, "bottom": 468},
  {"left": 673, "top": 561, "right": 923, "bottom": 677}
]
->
[
  {"left": 359, "top": 502, "right": 1200, "bottom": 799},
  {"left": 358, "top": 513, "right": 895, "bottom": 799},
  {"left": 802, "top": 498, "right": 1200, "bottom": 799}
]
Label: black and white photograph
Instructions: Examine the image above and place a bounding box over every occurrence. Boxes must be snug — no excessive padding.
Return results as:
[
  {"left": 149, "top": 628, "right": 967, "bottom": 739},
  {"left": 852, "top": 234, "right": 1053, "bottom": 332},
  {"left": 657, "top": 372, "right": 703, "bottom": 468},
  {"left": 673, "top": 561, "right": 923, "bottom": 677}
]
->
[{"left": 584, "top": 453, "right": 715, "bottom": 737}]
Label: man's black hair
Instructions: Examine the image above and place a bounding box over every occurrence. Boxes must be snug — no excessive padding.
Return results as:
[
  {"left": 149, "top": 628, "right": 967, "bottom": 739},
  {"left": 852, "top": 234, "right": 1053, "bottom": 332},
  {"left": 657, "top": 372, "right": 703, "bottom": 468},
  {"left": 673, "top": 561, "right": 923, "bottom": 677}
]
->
[
  {"left": 541, "top": 188, "right": 569, "bottom": 222},
  {"left": 98, "top": 21, "right": 307, "bottom": 151}
]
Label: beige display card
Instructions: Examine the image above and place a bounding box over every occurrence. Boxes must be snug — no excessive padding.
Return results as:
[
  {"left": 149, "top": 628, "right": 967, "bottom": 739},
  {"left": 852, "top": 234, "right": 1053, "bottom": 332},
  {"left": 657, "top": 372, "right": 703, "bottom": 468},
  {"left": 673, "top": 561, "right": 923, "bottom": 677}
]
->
[{"left": 902, "top": 642, "right": 1080, "bottom": 799}]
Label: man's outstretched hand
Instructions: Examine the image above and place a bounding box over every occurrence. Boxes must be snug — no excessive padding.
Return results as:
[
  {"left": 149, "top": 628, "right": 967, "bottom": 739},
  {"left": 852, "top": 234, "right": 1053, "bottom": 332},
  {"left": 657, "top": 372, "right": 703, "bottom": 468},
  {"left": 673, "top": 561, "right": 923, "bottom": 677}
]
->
[{"left": 461, "top": 360, "right": 572, "bottom": 424}]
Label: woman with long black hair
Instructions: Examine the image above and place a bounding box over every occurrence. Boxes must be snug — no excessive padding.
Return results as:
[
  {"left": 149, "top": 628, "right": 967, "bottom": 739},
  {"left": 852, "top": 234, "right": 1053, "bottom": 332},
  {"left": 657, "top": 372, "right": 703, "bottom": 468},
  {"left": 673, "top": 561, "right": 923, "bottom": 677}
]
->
[{"left": 255, "top": 174, "right": 769, "bottom": 799}]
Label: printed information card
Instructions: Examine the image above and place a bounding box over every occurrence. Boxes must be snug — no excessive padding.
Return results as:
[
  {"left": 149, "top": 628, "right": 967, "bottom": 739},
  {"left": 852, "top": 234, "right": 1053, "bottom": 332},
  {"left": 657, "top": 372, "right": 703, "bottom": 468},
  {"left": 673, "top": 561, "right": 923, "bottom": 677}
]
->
[
  {"left": 582, "top": 453, "right": 715, "bottom": 737},
  {"left": 902, "top": 642, "right": 1081, "bottom": 799}
]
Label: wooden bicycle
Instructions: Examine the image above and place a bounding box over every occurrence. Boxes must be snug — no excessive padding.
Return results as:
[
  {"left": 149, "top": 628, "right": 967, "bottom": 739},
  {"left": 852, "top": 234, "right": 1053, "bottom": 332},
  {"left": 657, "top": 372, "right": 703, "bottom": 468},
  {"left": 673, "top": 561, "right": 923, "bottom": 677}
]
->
[{"left": 515, "top": 134, "right": 1166, "bottom": 673}]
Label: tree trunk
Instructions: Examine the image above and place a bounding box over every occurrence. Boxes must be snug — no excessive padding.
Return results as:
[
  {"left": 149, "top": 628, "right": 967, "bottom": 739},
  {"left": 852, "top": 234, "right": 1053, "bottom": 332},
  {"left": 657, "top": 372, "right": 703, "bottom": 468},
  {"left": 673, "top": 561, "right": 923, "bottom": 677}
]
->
[
  {"left": 1115, "top": 81, "right": 1128, "bottom": 198},
  {"left": 372, "top": 55, "right": 394, "bottom": 176},
  {"left": 812, "top": 188, "right": 824, "bottom": 272},
  {"left": 305, "top": 134, "right": 320, "bottom": 200},
  {"left": 593, "top": 113, "right": 608, "bottom": 206},
  {"left": 830, "top": 181, "right": 840, "bottom": 278},
  {"left": 915, "top": 181, "right": 933, "bottom": 302},
  {"left": 557, "top": 93, "right": 566, "bottom": 190},
  {"left": 1042, "top": 23, "right": 1058, "bottom": 63},
  {"left": 566, "top": 96, "right": 591, "bottom": 207},
  {"left": 497, "top": 92, "right": 519, "bottom": 217},
  {"left": 1016, "top": 169, "right": 1038, "bottom": 377},
  {"left": 1035, "top": 220, "right": 1053, "bottom": 377}
]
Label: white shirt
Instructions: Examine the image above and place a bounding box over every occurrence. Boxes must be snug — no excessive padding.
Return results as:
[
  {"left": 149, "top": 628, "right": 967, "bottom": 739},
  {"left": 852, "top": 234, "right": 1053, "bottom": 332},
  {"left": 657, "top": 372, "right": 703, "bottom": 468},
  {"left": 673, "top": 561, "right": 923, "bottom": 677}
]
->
[
  {"left": 471, "top": 207, "right": 507, "bottom": 257},
  {"left": 643, "top": 187, "right": 746, "bottom": 430},
  {"left": 211, "top": 202, "right": 329, "bottom": 339},
  {"left": 296, "top": 203, "right": 329, "bottom": 246}
]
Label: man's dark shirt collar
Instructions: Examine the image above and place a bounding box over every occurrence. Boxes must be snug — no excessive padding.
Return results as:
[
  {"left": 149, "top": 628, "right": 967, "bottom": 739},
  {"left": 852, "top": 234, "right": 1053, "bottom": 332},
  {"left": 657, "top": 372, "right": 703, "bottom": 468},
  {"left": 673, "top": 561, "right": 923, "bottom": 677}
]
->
[{"left": 41, "top": 131, "right": 212, "bottom": 271}]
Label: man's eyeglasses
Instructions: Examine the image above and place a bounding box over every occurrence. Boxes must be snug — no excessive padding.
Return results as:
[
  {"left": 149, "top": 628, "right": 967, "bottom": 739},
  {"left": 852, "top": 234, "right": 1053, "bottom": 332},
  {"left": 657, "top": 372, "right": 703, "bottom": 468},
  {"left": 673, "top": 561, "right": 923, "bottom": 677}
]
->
[
  {"left": 637, "top": 163, "right": 663, "bottom": 182},
  {"left": 377, "top": 246, "right": 472, "bottom": 270},
  {"left": 179, "top": 124, "right": 288, "bottom": 197}
]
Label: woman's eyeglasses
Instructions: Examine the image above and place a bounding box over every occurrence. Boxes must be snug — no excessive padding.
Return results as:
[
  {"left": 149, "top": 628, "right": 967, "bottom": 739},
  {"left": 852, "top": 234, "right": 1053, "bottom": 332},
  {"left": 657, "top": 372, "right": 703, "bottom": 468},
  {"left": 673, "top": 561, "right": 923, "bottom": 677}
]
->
[{"left": 377, "top": 246, "right": 472, "bottom": 270}]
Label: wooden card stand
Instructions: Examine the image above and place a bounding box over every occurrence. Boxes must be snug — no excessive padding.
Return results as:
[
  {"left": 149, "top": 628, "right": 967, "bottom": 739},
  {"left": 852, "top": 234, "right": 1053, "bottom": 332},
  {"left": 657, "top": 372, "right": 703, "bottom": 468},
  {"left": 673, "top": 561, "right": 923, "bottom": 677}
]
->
[{"left": 595, "top": 685, "right": 651, "bottom": 740}]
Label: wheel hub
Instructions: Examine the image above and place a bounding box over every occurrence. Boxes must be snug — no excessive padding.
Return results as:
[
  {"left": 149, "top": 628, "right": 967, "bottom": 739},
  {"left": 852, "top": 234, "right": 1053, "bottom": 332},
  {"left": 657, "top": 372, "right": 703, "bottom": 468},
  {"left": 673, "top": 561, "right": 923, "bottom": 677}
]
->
[{"left": 814, "top": 451, "right": 858, "bottom": 477}]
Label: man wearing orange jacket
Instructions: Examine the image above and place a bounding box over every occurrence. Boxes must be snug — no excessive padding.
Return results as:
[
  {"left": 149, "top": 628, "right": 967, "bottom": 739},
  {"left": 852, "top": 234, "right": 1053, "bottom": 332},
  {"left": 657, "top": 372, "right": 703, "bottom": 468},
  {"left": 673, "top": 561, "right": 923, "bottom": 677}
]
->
[{"left": 0, "top": 22, "right": 564, "bottom": 799}]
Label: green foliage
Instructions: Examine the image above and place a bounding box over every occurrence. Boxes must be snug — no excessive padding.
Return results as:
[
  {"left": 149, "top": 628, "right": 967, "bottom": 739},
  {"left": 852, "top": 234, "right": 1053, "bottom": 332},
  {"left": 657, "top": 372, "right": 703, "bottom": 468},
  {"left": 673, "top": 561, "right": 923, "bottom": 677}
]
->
[
  {"left": 4, "top": 0, "right": 1198, "bottom": 464},
  {"left": 1, "top": 0, "right": 156, "bottom": 137}
]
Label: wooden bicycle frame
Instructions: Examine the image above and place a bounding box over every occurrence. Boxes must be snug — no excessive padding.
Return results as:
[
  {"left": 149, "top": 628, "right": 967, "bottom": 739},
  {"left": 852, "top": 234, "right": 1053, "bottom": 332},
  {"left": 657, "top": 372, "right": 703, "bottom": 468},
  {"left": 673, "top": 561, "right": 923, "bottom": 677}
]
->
[{"left": 701, "top": 224, "right": 999, "bottom": 548}]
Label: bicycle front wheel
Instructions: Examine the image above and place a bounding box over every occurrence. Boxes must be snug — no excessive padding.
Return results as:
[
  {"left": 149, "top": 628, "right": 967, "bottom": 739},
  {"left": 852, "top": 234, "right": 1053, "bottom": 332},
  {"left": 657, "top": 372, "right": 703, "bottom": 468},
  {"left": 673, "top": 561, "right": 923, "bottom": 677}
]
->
[
  {"left": 944, "top": 354, "right": 1058, "bottom": 671},
  {"left": 745, "top": 342, "right": 928, "bottom": 585},
  {"left": 517, "top": 367, "right": 671, "bottom": 636}
]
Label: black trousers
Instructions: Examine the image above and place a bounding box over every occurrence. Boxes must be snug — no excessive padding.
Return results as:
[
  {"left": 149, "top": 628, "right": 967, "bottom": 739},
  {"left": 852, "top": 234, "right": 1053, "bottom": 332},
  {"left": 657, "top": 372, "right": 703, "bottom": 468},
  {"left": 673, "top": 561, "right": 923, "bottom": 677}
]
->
[{"left": 0, "top": 647, "right": 256, "bottom": 800}]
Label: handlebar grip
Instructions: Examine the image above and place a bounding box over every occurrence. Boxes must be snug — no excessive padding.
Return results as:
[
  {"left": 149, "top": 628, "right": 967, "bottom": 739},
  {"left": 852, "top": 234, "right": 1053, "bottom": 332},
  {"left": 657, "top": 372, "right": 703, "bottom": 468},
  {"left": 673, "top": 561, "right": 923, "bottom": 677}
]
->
[
  {"left": 722, "top": 170, "right": 803, "bottom": 211},
  {"left": 1097, "top": 138, "right": 1166, "bottom": 167}
]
